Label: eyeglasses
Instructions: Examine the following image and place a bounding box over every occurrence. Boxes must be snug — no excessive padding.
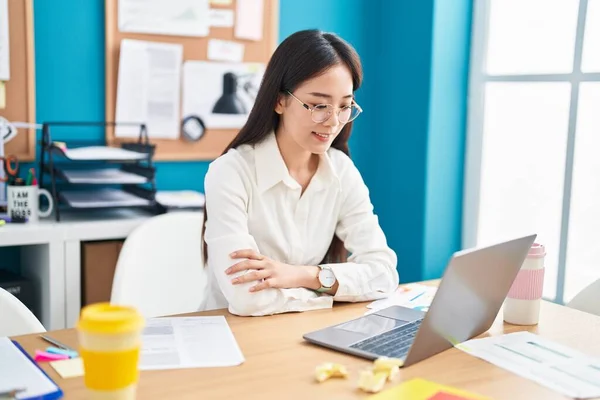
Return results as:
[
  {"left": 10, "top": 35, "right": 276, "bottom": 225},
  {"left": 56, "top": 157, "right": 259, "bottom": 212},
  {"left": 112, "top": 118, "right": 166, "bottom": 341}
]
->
[{"left": 285, "top": 90, "right": 362, "bottom": 124}]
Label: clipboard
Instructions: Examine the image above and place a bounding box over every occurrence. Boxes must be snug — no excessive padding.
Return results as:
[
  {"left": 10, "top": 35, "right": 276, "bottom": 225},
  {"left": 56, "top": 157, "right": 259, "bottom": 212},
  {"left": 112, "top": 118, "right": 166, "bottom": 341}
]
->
[{"left": 0, "top": 340, "right": 64, "bottom": 400}]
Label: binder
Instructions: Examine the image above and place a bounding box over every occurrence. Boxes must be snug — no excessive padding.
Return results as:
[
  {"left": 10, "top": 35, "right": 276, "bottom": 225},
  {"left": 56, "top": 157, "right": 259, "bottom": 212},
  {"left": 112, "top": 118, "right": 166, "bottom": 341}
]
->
[{"left": 0, "top": 339, "right": 63, "bottom": 400}]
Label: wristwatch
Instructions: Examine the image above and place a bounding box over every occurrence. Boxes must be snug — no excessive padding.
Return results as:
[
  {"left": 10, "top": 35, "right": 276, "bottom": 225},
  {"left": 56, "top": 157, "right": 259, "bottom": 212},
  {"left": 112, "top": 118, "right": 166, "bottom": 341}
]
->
[{"left": 316, "top": 265, "right": 336, "bottom": 293}]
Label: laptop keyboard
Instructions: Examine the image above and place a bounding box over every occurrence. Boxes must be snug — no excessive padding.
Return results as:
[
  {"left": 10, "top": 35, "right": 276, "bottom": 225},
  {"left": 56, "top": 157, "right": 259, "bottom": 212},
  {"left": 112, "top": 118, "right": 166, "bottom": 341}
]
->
[{"left": 349, "top": 318, "right": 423, "bottom": 358}]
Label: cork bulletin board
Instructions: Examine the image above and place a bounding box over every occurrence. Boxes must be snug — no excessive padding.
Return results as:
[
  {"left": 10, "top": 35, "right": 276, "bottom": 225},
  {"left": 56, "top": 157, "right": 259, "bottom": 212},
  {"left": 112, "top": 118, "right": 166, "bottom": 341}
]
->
[
  {"left": 104, "top": 0, "right": 279, "bottom": 161},
  {"left": 1, "top": 0, "right": 36, "bottom": 161}
]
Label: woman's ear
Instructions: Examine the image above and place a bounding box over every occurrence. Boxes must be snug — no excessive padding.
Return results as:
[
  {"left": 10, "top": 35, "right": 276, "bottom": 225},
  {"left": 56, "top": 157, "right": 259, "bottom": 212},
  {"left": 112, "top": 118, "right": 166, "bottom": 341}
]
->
[{"left": 274, "top": 93, "right": 286, "bottom": 115}]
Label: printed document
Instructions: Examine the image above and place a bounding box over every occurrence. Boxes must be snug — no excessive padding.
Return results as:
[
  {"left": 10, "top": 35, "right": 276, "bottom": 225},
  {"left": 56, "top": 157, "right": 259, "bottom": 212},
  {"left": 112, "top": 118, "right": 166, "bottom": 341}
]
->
[
  {"left": 115, "top": 39, "right": 182, "bottom": 139},
  {"left": 140, "top": 316, "right": 245, "bottom": 370},
  {"left": 457, "top": 331, "right": 600, "bottom": 399}
]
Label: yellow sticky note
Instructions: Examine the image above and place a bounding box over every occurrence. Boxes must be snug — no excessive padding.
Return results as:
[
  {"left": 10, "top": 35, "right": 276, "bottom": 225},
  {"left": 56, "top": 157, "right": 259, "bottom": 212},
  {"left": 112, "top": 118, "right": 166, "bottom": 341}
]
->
[
  {"left": 367, "top": 378, "right": 491, "bottom": 400},
  {"left": 49, "top": 357, "right": 84, "bottom": 379},
  {"left": 0, "top": 81, "right": 6, "bottom": 109}
]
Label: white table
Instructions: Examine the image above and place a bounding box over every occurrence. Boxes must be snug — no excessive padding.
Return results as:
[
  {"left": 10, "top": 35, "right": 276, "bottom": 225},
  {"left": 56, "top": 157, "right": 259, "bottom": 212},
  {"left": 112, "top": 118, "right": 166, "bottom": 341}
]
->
[{"left": 0, "top": 209, "right": 154, "bottom": 330}]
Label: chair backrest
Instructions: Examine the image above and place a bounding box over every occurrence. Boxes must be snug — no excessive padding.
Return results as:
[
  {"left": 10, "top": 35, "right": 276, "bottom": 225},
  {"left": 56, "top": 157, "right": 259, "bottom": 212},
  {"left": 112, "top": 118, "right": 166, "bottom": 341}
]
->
[
  {"left": 110, "top": 211, "right": 207, "bottom": 318},
  {"left": 566, "top": 278, "right": 600, "bottom": 316},
  {"left": 0, "top": 287, "right": 46, "bottom": 336}
]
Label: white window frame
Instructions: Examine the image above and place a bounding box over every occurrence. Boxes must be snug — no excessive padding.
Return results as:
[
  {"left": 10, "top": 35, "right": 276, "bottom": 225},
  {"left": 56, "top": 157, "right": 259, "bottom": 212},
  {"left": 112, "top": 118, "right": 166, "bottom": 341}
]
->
[{"left": 463, "top": 0, "right": 600, "bottom": 304}]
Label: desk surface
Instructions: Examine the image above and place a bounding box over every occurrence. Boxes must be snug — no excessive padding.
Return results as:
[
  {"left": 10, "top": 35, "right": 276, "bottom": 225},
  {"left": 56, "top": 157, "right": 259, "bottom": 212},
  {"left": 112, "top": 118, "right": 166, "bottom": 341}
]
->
[{"left": 13, "top": 296, "right": 600, "bottom": 400}]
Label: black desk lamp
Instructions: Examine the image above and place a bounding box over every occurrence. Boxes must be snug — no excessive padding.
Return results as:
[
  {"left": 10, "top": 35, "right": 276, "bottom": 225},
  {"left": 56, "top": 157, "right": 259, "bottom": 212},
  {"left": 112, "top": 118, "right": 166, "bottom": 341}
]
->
[{"left": 212, "top": 72, "right": 258, "bottom": 114}]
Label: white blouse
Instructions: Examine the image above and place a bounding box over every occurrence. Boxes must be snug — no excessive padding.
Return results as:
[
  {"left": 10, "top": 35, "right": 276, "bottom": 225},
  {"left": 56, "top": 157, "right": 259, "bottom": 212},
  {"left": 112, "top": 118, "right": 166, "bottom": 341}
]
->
[{"left": 203, "top": 132, "right": 398, "bottom": 316}]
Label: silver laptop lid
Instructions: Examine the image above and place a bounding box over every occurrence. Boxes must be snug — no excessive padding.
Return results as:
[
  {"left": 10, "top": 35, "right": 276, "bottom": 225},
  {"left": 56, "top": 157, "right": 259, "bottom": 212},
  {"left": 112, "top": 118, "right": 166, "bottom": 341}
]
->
[{"left": 402, "top": 234, "right": 537, "bottom": 367}]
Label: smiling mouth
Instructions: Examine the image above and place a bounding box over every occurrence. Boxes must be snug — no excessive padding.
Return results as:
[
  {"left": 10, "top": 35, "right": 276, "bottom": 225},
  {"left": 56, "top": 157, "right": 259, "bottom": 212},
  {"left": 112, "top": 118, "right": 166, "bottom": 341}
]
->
[{"left": 312, "top": 131, "right": 331, "bottom": 138}]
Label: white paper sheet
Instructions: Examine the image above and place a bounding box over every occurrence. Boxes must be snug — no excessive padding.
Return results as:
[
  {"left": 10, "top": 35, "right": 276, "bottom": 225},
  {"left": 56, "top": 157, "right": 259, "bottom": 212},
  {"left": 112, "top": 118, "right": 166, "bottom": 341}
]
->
[
  {"left": 182, "top": 61, "right": 265, "bottom": 129},
  {"left": 209, "top": 8, "right": 234, "bottom": 27},
  {"left": 61, "top": 169, "right": 148, "bottom": 184},
  {"left": 0, "top": 338, "right": 61, "bottom": 399},
  {"left": 115, "top": 39, "right": 182, "bottom": 139},
  {"left": 156, "top": 190, "right": 205, "bottom": 208},
  {"left": 235, "top": 0, "right": 263, "bottom": 41},
  {"left": 118, "top": 0, "right": 209, "bottom": 37},
  {"left": 60, "top": 188, "right": 151, "bottom": 209},
  {"left": 0, "top": 0, "right": 10, "bottom": 80},
  {"left": 59, "top": 146, "right": 148, "bottom": 161},
  {"left": 207, "top": 39, "right": 244, "bottom": 62},
  {"left": 365, "top": 283, "right": 438, "bottom": 315},
  {"left": 457, "top": 332, "right": 600, "bottom": 399},
  {"left": 140, "top": 316, "right": 244, "bottom": 370}
]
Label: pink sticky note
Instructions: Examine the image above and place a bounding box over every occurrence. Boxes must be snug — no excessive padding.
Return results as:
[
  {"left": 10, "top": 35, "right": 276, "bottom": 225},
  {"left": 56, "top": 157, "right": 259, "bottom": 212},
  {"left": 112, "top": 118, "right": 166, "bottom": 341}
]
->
[{"left": 35, "top": 349, "right": 69, "bottom": 362}]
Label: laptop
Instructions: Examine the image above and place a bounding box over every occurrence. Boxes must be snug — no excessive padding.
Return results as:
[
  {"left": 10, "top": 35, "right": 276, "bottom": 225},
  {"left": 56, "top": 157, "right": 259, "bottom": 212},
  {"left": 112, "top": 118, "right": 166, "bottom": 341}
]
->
[{"left": 303, "top": 234, "right": 537, "bottom": 368}]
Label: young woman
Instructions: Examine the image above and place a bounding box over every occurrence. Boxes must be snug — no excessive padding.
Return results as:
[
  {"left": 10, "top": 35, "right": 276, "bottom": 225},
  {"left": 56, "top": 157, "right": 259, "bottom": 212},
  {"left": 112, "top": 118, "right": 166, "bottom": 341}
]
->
[{"left": 202, "top": 29, "right": 398, "bottom": 316}]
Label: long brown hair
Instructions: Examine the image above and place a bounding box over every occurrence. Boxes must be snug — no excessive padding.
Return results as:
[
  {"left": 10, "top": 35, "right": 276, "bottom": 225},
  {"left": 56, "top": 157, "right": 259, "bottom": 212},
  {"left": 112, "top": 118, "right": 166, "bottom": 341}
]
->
[{"left": 202, "top": 29, "right": 363, "bottom": 265}]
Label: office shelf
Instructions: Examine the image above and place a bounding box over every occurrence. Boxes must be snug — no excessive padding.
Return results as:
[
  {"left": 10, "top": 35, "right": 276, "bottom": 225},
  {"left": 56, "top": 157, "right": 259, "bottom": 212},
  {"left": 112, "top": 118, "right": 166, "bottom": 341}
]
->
[{"left": 39, "top": 122, "right": 161, "bottom": 221}]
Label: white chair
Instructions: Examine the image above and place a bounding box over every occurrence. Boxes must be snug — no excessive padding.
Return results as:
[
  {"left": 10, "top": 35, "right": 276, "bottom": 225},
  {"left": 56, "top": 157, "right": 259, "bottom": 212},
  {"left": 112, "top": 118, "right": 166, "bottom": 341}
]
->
[
  {"left": 0, "top": 287, "right": 46, "bottom": 336},
  {"left": 110, "top": 211, "right": 208, "bottom": 318},
  {"left": 566, "top": 278, "right": 600, "bottom": 317}
]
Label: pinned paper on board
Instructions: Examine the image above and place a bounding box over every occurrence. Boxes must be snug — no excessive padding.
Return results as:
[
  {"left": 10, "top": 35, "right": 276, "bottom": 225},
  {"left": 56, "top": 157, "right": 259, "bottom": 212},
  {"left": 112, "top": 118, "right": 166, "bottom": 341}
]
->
[
  {"left": 0, "top": 81, "right": 6, "bottom": 109},
  {"left": 118, "top": 0, "right": 210, "bottom": 37},
  {"left": 207, "top": 39, "right": 244, "bottom": 62},
  {"left": 115, "top": 39, "right": 183, "bottom": 139},
  {"left": 235, "top": 0, "right": 263, "bottom": 41},
  {"left": 0, "top": 0, "right": 10, "bottom": 81},
  {"left": 209, "top": 8, "right": 234, "bottom": 28},
  {"left": 182, "top": 61, "right": 265, "bottom": 129}
]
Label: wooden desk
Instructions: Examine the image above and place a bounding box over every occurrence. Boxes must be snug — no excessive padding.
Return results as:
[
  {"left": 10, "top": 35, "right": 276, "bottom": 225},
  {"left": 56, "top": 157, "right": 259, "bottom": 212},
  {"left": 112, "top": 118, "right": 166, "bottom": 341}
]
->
[{"left": 13, "top": 297, "right": 600, "bottom": 399}]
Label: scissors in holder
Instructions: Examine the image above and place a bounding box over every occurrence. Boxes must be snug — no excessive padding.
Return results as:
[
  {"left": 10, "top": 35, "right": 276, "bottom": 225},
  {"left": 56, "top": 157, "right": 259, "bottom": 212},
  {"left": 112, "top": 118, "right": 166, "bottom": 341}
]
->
[{"left": 0, "top": 155, "right": 20, "bottom": 184}]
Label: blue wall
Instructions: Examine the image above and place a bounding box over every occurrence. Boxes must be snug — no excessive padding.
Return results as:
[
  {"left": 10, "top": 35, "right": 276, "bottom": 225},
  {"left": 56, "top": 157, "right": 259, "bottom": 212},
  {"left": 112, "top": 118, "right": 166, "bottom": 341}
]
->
[
  {"left": 423, "top": 0, "right": 473, "bottom": 279},
  {"left": 370, "top": 1, "right": 436, "bottom": 283},
  {"left": 2, "top": 0, "right": 472, "bottom": 284}
]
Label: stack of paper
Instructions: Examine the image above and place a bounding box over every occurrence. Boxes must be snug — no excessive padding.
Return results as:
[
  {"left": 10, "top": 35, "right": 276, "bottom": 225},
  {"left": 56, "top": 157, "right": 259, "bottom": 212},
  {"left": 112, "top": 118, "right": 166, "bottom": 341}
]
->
[
  {"left": 57, "top": 146, "right": 148, "bottom": 161},
  {"left": 366, "top": 283, "right": 438, "bottom": 315},
  {"left": 155, "top": 190, "right": 205, "bottom": 209},
  {"left": 61, "top": 168, "right": 148, "bottom": 184},
  {"left": 60, "top": 188, "right": 151, "bottom": 209},
  {"left": 456, "top": 331, "right": 600, "bottom": 399}
]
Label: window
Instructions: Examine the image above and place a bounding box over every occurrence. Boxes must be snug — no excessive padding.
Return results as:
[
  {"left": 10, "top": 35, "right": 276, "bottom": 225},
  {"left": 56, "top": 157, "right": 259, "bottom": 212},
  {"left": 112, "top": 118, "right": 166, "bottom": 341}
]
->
[{"left": 465, "top": 0, "right": 600, "bottom": 303}]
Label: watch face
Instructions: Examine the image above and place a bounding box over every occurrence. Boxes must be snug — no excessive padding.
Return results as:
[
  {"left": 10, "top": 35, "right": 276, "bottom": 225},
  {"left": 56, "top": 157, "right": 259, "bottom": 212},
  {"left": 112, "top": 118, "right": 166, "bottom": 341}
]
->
[{"left": 319, "top": 268, "right": 336, "bottom": 288}]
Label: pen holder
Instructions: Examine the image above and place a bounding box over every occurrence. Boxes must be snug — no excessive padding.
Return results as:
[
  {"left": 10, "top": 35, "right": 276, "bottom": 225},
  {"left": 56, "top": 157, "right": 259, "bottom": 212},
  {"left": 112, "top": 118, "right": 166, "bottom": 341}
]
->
[{"left": 6, "top": 184, "right": 54, "bottom": 223}]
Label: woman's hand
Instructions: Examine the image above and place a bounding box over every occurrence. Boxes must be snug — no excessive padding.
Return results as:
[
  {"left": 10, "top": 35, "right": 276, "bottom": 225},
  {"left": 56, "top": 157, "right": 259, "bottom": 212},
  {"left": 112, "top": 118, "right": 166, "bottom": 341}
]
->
[{"left": 226, "top": 249, "right": 319, "bottom": 292}]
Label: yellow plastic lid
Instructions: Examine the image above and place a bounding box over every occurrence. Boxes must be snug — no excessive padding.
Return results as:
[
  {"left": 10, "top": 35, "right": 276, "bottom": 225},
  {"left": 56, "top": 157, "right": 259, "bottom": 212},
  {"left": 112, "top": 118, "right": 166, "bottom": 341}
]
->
[{"left": 77, "top": 303, "right": 144, "bottom": 334}]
